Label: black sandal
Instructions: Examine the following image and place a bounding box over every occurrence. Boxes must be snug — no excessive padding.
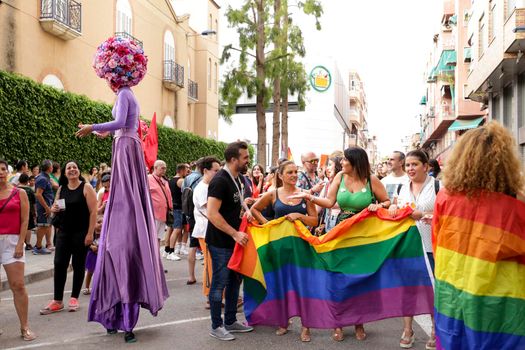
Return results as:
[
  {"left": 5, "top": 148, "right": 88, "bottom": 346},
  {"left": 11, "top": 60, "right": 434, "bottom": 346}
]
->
[
  {"left": 124, "top": 331, "right": 136, "bottom": 343},
  {"left": 106, "top": 328, "right": 118, "bottom": 335}
]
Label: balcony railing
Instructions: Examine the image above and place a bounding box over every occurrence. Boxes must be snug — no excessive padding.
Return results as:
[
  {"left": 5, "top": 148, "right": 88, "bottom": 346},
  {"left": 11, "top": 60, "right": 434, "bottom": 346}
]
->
[
  {"left": 114, "top": 32, "right": 143, "bottom": 48},
  {"left": 39, "top": 0, "right": 81, "bottom": 39},
  {"left": 188, "top": 79, "right": 198, "bottom": 101},
  {"left": 163, "top": 60, "right": 184, "bottom": 91}
]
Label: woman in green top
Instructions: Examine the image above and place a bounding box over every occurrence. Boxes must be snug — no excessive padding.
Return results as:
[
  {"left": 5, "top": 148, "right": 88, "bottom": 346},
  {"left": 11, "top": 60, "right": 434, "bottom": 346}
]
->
[{"left": 291, "top": 146, "right": 390, "bottom": 342}]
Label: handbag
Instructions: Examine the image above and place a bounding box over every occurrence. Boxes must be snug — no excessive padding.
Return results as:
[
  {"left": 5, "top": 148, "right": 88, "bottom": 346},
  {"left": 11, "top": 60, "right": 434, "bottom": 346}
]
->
[{"left": 154, "top": 176, "right": 174, "bottom": 226}]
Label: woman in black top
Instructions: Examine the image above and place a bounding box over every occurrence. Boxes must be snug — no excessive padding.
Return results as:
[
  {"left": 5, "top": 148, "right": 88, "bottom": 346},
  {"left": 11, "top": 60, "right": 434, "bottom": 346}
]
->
[{"left": 39, "top": 161, "right": 97, "bottom": 315}]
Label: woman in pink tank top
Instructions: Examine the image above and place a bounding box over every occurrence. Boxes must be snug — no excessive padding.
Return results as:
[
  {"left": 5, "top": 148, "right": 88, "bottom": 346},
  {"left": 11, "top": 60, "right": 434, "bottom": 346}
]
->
[{"left": 0, "top": 159, "right": 36, "bottom": 341}]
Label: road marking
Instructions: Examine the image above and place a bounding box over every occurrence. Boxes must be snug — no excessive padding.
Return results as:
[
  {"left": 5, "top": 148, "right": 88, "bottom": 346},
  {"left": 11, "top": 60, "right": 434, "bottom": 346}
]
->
[
  {"left": 1, "top": 277, "right": 188, "bottom": 301},
  {"left": 3, "top": 316, "right": 210, "bottom": 350}
]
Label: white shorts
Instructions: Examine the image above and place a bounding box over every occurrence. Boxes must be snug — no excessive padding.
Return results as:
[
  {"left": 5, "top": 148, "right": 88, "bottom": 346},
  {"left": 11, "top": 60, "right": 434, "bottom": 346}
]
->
[
  {"left": 154, "top": 220, "right": 166, "bottom": 240},
  {"left": 0, "top": 234, "right": 25, "bottom": 265}
]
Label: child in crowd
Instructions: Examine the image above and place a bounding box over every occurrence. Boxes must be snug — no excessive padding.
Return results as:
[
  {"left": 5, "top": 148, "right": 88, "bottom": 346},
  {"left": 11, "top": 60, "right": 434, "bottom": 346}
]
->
[{"left": 83, "top": 216, "right": 103, "bottom": 295}]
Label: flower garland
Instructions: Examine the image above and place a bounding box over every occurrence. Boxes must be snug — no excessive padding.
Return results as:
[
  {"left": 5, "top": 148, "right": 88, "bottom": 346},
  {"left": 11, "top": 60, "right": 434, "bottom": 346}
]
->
[{"left": 93, "top": 36, "right": 148, "bottom": 91}]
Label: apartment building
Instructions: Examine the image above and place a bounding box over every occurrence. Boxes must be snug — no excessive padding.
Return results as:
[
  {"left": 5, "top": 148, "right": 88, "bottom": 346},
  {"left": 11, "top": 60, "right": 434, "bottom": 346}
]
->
[
  {"left": 466, "top": 0, "right": 525, "bottom": 163},
  {"left": 348, "top": 71, "right": 369, "bottom": 149},
  {"left": 0, "top": 0, "right": 220, "bottom": 138},
  {"left": 420, "top": 0, "right": 485, "bottom": 163}
]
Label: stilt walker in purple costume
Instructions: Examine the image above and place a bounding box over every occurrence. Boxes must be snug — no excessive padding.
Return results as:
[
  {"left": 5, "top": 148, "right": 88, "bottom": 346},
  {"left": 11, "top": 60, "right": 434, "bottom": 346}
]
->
[{"left": 76, "top": 36, "right": 169, "bottom": 343}]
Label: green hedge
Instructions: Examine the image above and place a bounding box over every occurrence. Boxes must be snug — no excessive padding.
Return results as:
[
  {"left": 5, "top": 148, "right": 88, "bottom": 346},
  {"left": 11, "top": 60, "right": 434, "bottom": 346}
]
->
[{"left": 0, "top": 70, "right": 232, "bottom": 175}]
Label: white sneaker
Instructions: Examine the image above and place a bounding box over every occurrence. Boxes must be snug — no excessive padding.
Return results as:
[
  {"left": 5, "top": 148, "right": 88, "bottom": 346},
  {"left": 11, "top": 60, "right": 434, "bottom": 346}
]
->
[
  {"left": 161, "top": 250, "right": 169, "bottom": 259},
  {"left": 174, "top": 245, "right": 181, "bottom": 255},
  {"left": 167, "top": 252, "right": 181, "bottom": 261},
  {"left": 181, "top": 246, "right": 189, "bottom": 256},
  {"left": 196, "top": 251, "right": 204, "bottom": 260}
]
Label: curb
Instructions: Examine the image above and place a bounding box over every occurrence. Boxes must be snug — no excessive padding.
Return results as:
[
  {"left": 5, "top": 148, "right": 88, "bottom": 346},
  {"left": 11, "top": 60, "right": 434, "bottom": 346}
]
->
[{"left": 1, "top": 266, "right": 72, "bottom": 292}]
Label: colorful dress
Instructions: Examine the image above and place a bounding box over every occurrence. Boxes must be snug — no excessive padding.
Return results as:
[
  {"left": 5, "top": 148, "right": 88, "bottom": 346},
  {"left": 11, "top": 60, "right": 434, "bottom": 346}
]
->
[{"left": 87, "top": 87, "right": 169, "bottom": 332}]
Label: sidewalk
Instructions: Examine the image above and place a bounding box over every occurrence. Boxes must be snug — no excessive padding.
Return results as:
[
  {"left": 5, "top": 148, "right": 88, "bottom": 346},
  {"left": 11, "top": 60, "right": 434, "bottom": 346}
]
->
[{"left": 1, "top": 250, "right": 55, "bottom": 292}]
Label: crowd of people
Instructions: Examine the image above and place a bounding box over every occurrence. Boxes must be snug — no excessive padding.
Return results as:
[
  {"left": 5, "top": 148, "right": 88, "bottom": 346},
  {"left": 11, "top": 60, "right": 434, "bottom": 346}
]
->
[{"left": 1, "top": 33, "right": 523, "bottom": 349}]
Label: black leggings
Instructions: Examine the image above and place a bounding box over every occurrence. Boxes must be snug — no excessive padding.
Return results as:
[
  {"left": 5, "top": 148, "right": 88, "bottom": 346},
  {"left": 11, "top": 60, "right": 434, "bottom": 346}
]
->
[{"left": 53, "top": 230, "right": 88, "bottom": 301}]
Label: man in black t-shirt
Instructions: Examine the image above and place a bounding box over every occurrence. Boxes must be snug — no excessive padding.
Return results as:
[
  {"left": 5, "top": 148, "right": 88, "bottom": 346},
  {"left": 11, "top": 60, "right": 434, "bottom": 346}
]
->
[{"left": 206, "top": 141, "right": 254, "bottom": 341}]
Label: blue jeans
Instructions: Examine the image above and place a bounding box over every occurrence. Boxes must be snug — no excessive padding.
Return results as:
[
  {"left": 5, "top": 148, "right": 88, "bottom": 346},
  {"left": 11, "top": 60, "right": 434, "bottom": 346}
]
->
[{"left": 208, "top": 245, "right": 242, "bottom": 329}]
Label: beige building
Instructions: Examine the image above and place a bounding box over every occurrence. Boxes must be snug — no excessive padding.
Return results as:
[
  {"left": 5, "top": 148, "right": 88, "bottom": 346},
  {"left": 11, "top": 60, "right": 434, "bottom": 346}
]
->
[
  {"left": 0, "top": 0, "right": 220, "bottom": 138},
  {"left": 466, "top": 0, "right": 525, "bottom": 163},
  {"left": 348, "top": 71, "right": 369, "bottom": 149},
  {"left": 420, "top": 0, "right": 485, "bottom": 163}
]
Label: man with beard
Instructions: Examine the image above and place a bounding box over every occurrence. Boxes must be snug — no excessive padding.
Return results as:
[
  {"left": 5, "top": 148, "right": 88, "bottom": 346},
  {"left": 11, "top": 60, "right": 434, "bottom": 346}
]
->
[{"left": 206, "top": 141, "right": 254, "bottom": 341}]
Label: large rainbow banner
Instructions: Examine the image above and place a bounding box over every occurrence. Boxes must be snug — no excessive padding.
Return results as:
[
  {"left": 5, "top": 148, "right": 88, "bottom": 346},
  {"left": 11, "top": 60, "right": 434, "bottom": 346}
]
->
[
  {"left": 433, "top": 191, "right": 525, "bottom": 350},
  {"left": 228, "top": 208, "right": 434, "bottom": 328}
]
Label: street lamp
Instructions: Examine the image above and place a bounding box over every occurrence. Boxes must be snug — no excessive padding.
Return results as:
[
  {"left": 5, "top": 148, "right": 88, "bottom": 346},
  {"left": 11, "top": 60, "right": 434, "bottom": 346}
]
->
[{"left": 186, "top": 30, "right": 217, "bottom": 38}]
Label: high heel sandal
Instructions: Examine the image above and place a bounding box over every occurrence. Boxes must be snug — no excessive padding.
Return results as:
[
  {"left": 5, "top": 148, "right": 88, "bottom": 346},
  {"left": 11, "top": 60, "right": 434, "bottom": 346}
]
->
[
  {"left": 300, "top": 327, "right": 311, "bottom": 342},
  {"left": 400, "top": 329, "right": 415, "bottom": 348},
  {"left": 275, "top": 327, "right": 288, "bottom": 336},
  {"left": 21, "top": 328, "right": 36, "bottom": 341},
  {"left": 355, "top": 325, "right": 367, "bottom": 341},
  {"left": 332, "top": 327, "right": 344, "bottom": 341}
]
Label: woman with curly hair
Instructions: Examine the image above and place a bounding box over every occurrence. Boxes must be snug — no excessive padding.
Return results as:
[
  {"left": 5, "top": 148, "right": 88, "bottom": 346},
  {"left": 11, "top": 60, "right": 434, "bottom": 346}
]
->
[
  {"left": 76, "top": 37, "right": 168, "bottom": 343},
  {"left": 433, "top": 121, "right": 525, "bottom": 350}
]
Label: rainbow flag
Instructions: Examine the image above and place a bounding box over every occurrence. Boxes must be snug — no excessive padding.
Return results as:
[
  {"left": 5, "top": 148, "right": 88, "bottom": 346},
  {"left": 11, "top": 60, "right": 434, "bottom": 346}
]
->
[
  {"left": 229, "top": 208, "right": 434, "bottom": 328},
  {"left": 433, "top": 190, "right": 525, "bottom": 350}
]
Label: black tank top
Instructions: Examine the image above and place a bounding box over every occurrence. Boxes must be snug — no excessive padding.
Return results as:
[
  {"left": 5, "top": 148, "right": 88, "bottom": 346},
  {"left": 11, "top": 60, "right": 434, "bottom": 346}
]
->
[
  {"left": 169, "top": 176, "right": 183, "bottom": 209},
  {"left": 60, "top": 182, "right": 90, "bottom": 233}
]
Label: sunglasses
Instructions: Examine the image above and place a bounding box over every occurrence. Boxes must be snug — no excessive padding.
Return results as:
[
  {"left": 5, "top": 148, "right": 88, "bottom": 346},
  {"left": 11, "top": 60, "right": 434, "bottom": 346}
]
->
[{"left": 305, "top": 159, "right": 319, "bottom": 164}]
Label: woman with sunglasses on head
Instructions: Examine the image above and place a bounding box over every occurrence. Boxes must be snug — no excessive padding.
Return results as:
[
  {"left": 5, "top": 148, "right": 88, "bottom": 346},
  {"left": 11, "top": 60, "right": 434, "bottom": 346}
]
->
[
  {"left": 251, "top": 161, "right": 318, "bottom": 342},
  {"left": 290, "top": 146, "right": 390, "bottom": 342}
]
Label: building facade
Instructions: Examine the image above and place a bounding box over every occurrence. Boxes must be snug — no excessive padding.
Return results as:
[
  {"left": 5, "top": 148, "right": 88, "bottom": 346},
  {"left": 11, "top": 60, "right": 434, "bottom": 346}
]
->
[
  {"left": 0, "top": 0, "right": 220, "bottom": 137},
  {"left": 348, "top": 71, "right": 369, "bottom": 149},
  {"left": 420, "top": 0, "right": 485, "bottom": 163},
  {"left": 466, "top": 0, "right": 525, "bottom": 163}
]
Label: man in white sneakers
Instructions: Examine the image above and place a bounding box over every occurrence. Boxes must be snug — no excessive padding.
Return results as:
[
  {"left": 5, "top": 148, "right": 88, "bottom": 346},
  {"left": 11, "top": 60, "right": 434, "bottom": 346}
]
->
[{"left": 381, "top": 151, "right": 409, "bottom": 202}]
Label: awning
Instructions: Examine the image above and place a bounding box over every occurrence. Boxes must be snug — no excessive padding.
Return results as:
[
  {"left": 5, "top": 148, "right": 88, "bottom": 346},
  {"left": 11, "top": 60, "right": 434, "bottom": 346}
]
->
[
  {"left": 420, "top": 96, "right": 427, "bottom": 105},
  {"left": 464, "top": 47, "right": 472, "bottom": 62},
  {"left": 436, "top": 50, "right": 457, "bottom": 73},
  {"left": 448, "top": 117, "right": 484, "bottom": 131},
  {"left": 427, "top": 67, "right": 437, "bottom": 82}
]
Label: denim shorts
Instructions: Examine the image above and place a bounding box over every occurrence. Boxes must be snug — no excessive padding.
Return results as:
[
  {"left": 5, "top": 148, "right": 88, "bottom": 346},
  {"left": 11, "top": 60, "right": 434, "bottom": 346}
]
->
[
  {"left": 172, "top": 209, "right": 184, "bottom": 229},
  {"left": 36, "top": 209, "right": 51, "bottom": 227}
]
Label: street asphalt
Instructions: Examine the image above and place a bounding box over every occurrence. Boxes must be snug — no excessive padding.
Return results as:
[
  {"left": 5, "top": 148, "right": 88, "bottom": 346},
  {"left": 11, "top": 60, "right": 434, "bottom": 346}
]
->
[{"left": 0, "top": 253, "right": 433, "bottom": 350}]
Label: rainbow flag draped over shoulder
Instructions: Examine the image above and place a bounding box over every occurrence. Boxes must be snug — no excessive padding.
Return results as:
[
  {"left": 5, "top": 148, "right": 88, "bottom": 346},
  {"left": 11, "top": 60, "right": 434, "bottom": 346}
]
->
[
  {"left": 433, "top": 190, "right": 525, "bottom": 350},
  {"left": 228, "top": 208, "right": 434, "bottom": 328}
]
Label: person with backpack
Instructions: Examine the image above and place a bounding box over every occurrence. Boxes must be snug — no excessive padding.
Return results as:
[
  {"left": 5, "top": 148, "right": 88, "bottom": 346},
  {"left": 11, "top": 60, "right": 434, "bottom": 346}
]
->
[
  {"left": 164, "top": 164, "right": 190, "bottom": 261},
  {"left": 387, "top": 149, "right": 439, "bottom": 350}
]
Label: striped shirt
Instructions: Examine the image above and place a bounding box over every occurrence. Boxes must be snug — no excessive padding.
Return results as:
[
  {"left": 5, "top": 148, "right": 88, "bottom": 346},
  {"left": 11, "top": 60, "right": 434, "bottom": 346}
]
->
[{"left": 397, "top": 175, "right": 439, "bottom": 253}]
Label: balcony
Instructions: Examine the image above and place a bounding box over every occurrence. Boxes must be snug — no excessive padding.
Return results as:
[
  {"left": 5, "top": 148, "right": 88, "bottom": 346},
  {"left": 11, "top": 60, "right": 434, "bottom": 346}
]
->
[
  {"left": 39, "top": 0, "right": 81, "bottom": 40},
  {"left": 163, "top": 61, "right": 184, "bottom": 91},
  {"left": 188, "top": 79, "right": 198, "bottom": 102},
  {"left": 504, "top": 8, "right": 525, "bottom": 53},
  {"left": 114, "top": 32, "right": 143, "bottom": 48}
]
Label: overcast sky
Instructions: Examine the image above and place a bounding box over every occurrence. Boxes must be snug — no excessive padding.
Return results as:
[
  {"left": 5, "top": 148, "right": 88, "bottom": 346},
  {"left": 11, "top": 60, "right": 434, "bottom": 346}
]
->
[{"left": 217, "top": 0, "right": 442, "bottom": 155}]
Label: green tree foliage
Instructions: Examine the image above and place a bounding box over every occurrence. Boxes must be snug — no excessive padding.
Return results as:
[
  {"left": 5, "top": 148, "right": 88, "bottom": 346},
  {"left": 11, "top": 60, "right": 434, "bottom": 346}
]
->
[
  {"left": 220, "top": 0, "right": 322, "bottom": 168},
  {"left": 0, "top": 70, "right": 233, "bottom": 175}
]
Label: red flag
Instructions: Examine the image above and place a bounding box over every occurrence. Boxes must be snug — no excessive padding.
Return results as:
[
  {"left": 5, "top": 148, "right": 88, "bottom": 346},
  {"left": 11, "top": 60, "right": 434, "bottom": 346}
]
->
[{"left": 144, "top": 112, "right": 158, "bottom": 171}]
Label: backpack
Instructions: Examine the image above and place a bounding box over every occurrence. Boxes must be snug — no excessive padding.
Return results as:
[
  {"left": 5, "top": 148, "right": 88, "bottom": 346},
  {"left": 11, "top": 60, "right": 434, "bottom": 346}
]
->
[{"left": 181, "top": 177, "right": 201, "bottom": 216}]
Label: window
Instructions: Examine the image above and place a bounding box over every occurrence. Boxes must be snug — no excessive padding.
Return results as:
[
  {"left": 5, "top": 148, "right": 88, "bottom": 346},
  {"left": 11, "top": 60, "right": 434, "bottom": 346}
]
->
[
  {"left": 488, "top": 1, "right": 495, "bottom": 43},
  {"left": 492, "top": 94, "right": 500, "bottom": 122},
  {"left": 208, "top": 58, "right": 212, "bottom": 90},
  {"left": 503, "top": 84, "right": 513, "bottom": 130},
  {"left": 116, "top": 0, "right": 132, "bottom": 34},
  {"left": 209, "top": 14, "right": 213, "bottom": 30},
  {"left": 187, "top": 58, "right": 191, "bottom": 80},
  {"left": 463, "top": 84, "right": 469, "bottom": 100},
  {"left": 42, "top": 74, "right": 64, "bottom": 90},
  {"left": 214, "top": 62, "right": 218, "bottom": 93},
  {"left": 478, "top": 14, "right": 485, "bottom": 57},
  {"left": 164, "top": 31, "right": 175, "bottom": 62},
  {"left": 163, "top": 115, "right": 174, "bottom": 128},
  {"left": 215, "top": 19, "right": 219, "bottom": 39}
]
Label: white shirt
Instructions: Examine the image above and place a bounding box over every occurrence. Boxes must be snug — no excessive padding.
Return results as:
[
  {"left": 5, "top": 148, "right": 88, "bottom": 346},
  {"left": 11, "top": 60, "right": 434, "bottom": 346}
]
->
[
  {"left": 192, "top": 181, "right": 209, "bottom": 239},
  {"left": 381, "top": 173, "right": 409, "bottom": 202},
  {"left": 397, "top": 175, "right": 439, "bottom": 253}
]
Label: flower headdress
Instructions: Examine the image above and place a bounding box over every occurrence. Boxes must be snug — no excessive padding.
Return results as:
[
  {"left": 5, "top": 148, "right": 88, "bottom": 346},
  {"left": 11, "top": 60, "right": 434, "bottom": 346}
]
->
[{"left": 93, "top": 36, "right": 148, "bottom": 91}]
